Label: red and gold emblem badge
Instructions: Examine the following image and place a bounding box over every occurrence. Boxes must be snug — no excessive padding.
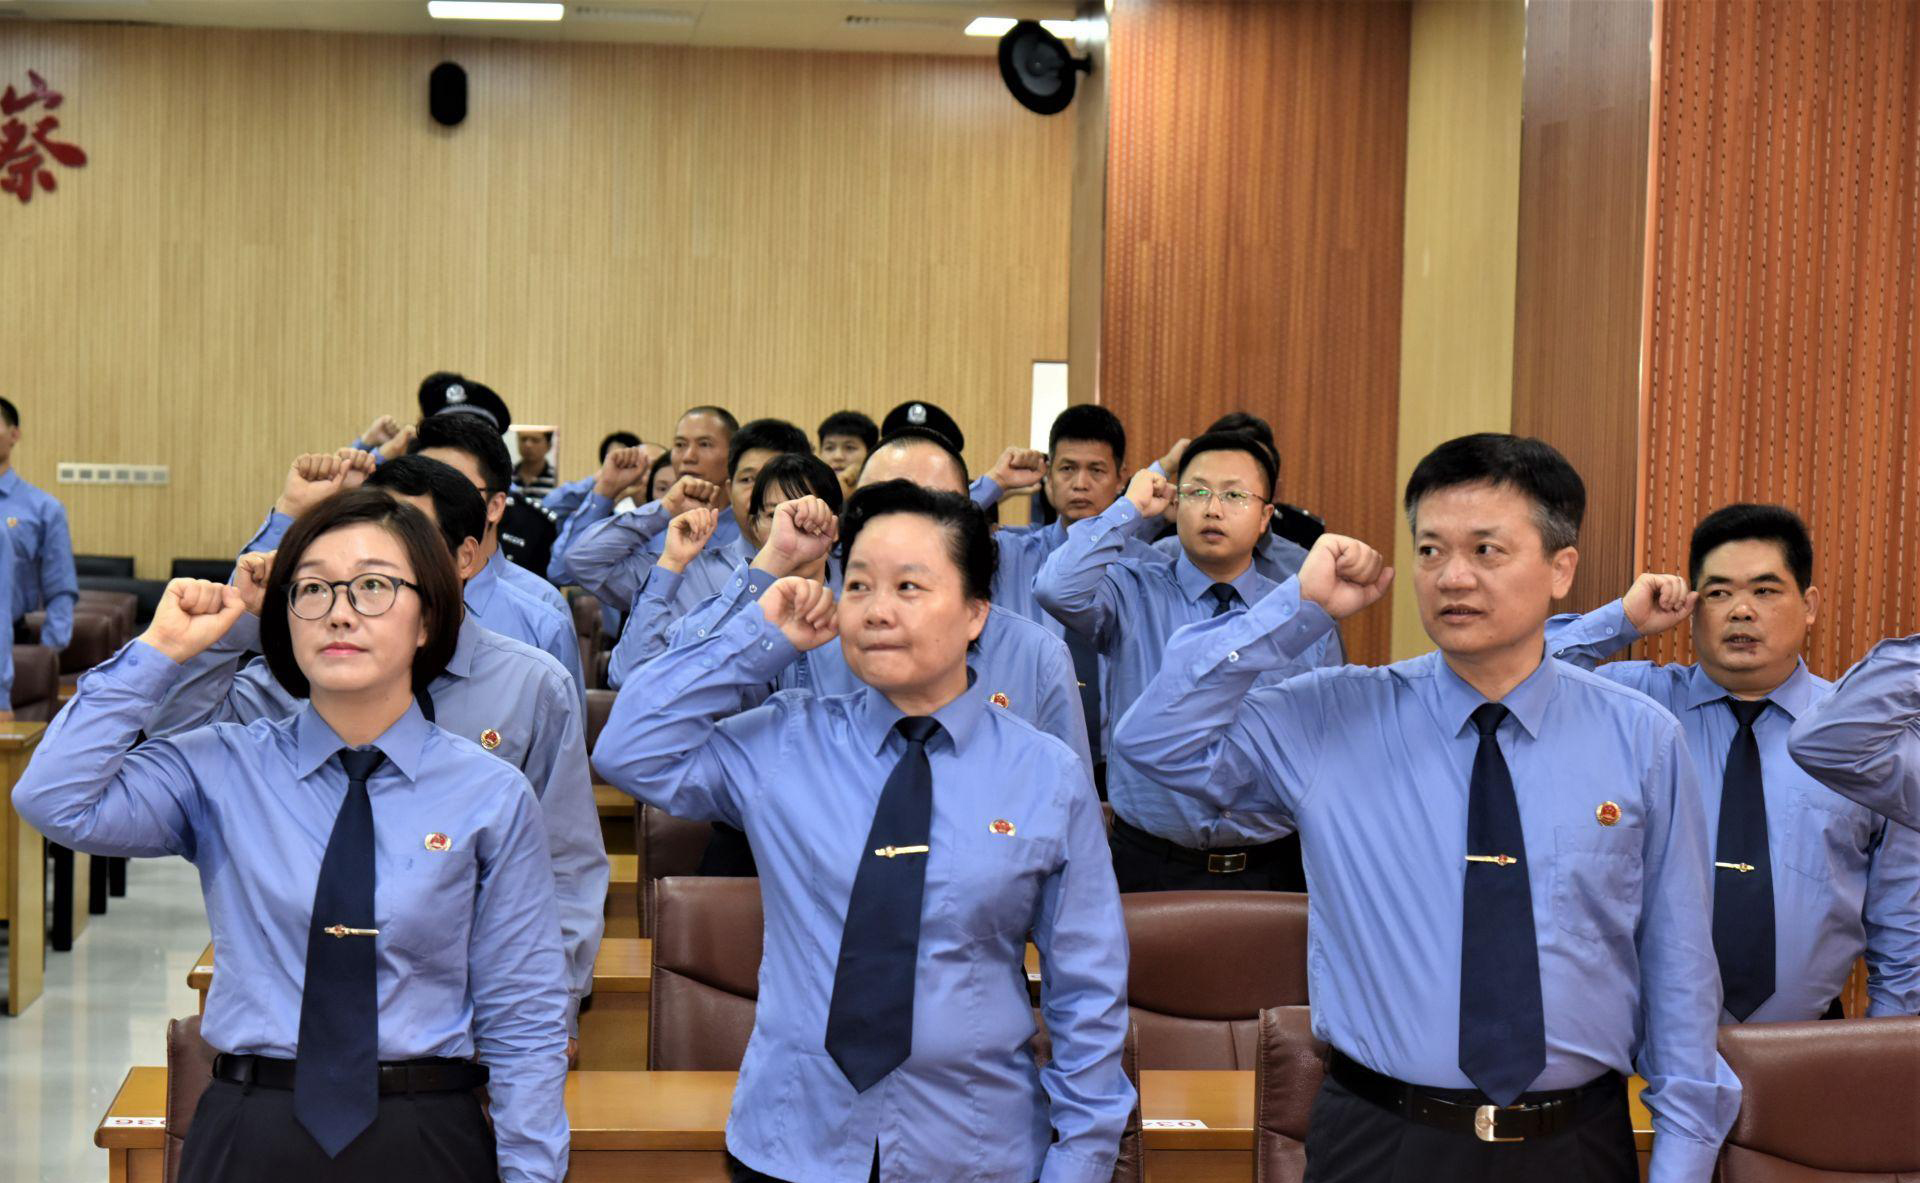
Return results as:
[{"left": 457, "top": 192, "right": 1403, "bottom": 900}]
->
[
  {"left": 1595, "top": 801, "right": 1622, "bottom": 827},
  {"left": 989, "top": 819, "right": 1016, "bottom": 837},
  {"left": 989, "top": 692, "right": 1010, "bottom": 709},
  {"left": 480, "top": 728, "right": 501, "bottom": 750},
  {"left": 424, "top": 832, "right": 452, "bottom": 852}
]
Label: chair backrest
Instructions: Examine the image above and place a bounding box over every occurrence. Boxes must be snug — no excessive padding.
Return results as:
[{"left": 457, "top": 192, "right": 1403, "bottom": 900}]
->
[
  {"left": 569, "top": 591, "right": 604, "bottom": 643},
  {"left": 1110, "top": 1023, "right": 1144, "bottom": 1183},
  {"left": 649, "top": 876, "right": 764, "bottom": 1070},
  {"left": 75, "top": 553, "right": 136, "bottom": 579},
  {"left": 1123, "top": 891, "right": 1310, "bottom": 1068},
  {"left": 57, "top": 610, "right": 118, "bottom": 676},
  {"left": 76, "top": 575, "right": 168, "bottom": 625},
  {"left": 169, "top": 558, "right": 236, "bottom": 583},
  {"left": 1717, "top": 1016, "right": 1920, "bottom": 1181},
  {"left": 639, "top": 804, "right": 718, "bottom": 937},
  {"left": 76, "top": 589, "right": 138, "bottom": 644},
  {"left": 1254, "top": 1006, "right": 1327, "bottom": 1183},
  {"left": 10, "top": 643, "right": 57, "bottom": 720},
  {"left": 585, "top": 688, "right": 615, "bottom": 756},
  {"left": 164, "top": 1014, "right": 218, "bottom": 1183}
]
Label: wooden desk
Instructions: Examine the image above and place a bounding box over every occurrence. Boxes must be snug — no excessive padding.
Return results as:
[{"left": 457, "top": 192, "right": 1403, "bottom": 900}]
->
[
  {"left": 98, "top": 1067, "right": 1658, "bottom": 1183},
  {"left": 1, "top": 723, "right": 47, "bottom": 1015},
  {"left": 607, "top": 853, "right": 638, "bottom": 938}
]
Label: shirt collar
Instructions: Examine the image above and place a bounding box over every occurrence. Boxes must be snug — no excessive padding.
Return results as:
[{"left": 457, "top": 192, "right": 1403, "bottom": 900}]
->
[
  {"left": 464, "top": 551, "right": 500, "bottom": 613},
  {"left": 1683, "top": 658, "right": 1815, "bottom": 720},
  {"left": 1432, "top": 648, "right": 1559, "bottom": 740},
  {"left": 1173, "top": 551, "right": 1266, "bottom": 606},
  {"left": 852, "top": 670, "right": 988, "bottom": 758},
  {"left": 292, "top": 699, "right": 432, "bottom": 782},
  {"left": 442, "top": 612, "right": 481, "bottom": 679},
  {"left": 0, "top": 469, "right": 22, "bottom": 497}
]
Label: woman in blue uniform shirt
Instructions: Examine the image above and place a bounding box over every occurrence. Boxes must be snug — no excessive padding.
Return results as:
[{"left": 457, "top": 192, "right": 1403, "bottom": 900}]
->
[
  {"left": 595, "top": 480, "right": 1133, "bottom": 1183},
  {"left": 12, "top": 490, "right": 570, "bottom": 1183}
]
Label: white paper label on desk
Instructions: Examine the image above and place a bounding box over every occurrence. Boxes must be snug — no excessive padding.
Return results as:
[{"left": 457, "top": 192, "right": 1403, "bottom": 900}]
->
[
  {"left": 1142, "top": 1118, "right": 1208, "bottom": 1130},
  {"left": 103, "top": 1117, "right": 166, "bottom": 1128}
]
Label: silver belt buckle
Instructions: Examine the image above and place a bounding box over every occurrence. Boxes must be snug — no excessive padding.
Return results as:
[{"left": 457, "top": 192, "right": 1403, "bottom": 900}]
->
[
  {"left": 1474, "top": 1104, "right": 1525, "bottom": 1143},
  {"left": 1206, "top": 851, "right": 1248, "bottom": 874}
]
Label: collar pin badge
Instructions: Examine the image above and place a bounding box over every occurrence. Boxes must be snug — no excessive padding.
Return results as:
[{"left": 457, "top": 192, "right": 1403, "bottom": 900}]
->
[
  {"left": 424, "top": 832, "right": 452, "bottom": 852},
  {"left": 990, "top": 819, "right": 1016, "bottom": 837},
  {"left": 989, "top": 691, "right": 1010, "bottom": 709},
  {"left": 480, "top": 728, "right": 501, "bottom": 750},
  {"left": 1596, "top": 801, "right": 1621, "bottom": 827}
]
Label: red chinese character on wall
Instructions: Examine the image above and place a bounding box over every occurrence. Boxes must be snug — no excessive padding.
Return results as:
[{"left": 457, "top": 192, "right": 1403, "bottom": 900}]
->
[{"left": 0, "top": 71, "right": 86, "bottom": 205}]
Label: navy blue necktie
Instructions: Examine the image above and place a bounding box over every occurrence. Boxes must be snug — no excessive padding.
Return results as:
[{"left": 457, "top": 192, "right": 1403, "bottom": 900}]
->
[
  {"left": 295, "top": 747, "right": 386, "bottom": 1156},
  {"left": 1458, "top": 703, "right": 1545, "bottom": 1105},
  {"left": 1064, "top": 628, "right": 1102, "bottom": 766},
  {"left": 1714, "top": 698, "right": 1776, "bottom": 1021},
  {"left": 825, "top": 716, "right": 941, "bottom": 1092},
  {"left": 1206, "top": 582, "right": 1240, "bottom": 617}
]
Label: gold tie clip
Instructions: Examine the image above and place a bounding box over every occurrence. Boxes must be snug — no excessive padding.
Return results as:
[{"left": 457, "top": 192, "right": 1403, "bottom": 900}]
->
[
  {"left": 1714, "top": 861, "right": 1757, "bottom": 874},
  {"left": 323, "top": 925, "right": 379, "bottom": 938},
  {"left": 874, "top": 844, "right": 931, "bottom": 859},
  {"left": 1464, "top": 854, "right": 1518, "bottom": 867}
]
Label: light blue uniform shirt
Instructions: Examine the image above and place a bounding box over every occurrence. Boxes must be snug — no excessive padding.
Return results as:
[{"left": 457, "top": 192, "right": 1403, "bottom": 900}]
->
[
  {"left": 1109, "top": 582, "right": 1741, "bottom": 1183},
  {"left": 592, "top": 601, "right": 1133, "bottom": 1183},
  {"left": 1791, "top": 634, "right": 1920, "bottom": 832},
  {"left": 540, "top": 474, "right": 596, "bottom": 520},
  {"left": 548, "top": 491, "right": 744, "bottom": 588},
  {"left": 611, "top": 558, "right": 1094, "bottom": 774},
  {"left": 144, "top": 610, "right": 608, "bottom": 1033},
  {"left": 492, "top": 548, "right": 568, "bottom": 616},
  {"left": 1549, "top": 602, "right": 1920, "bottom": 1021},
  {"left": 566, "top": 504, "right": 754, "bottom": 615},
  {"left": 246, "top": 510, "right": 586, "bottom": 707},
  {"left": 0, "top": 468, "right": 77, "bottom": 649},
  {"left": 14, "top": 642, "right": 570, "bottom": 1182},
  {"left": 1035, "top": 498, "right": 1339, "bottom": 848}
]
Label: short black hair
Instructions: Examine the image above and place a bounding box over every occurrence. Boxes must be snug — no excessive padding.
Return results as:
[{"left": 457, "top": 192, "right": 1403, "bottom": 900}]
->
[
  {"left": 519, "top": 430, "right": 552, "bottom": 445},
  {"left": 598, "top": 431, "right": 642, "bottom": 461},
  {"left": 1176, "top": 430, "right": 1277, "bottom": 497},
  {"left": 1049, "top": 404, "right": 1126, "bottom": 464},
  {"left": 727, "top": 418, "right": 813, "bottom": 479},
  {"left": 750, "top": 453, "right": 843, "bottom": 520},
  {"left": 818, "top": 411, "right": 879, "bottom": 452},
  {"left": 366, "top": 454, "right": 488, "bottom": 556},
  {"left": 680, "top": 405, "right": 740, "bottom": 436},
  {"left": 409, "top": 412, "right": 513, "bottom": 497},
  {"left": 0, "top": 398, "right": 18, "bottom": 429},
  {"left": 841, "top": 479, "right": 996, "bottom": 602},
  {"left": 1404, "top": 433, "right": 1585, "bottom": 553},
  {"left": 1204, "top": 412, "right": 1279, "bottom": 491},
  {"left": 260, "top": 490, "right": 462, "bottom": 699},
  {"left": 866, "top": 428, "right": 972, "bottom": 488},
  {"left": 1689, "top": 503, "right": 1814, "bottom": 591}
]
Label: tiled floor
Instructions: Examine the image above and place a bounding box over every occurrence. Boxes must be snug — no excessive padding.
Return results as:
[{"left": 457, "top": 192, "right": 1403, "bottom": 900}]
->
[{"left": 1, "top": 856, "right": 210, "bottom": 1182}]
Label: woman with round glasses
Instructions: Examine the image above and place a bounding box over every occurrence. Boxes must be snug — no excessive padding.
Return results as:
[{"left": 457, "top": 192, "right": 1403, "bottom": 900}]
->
[{"left": 13, "top": 489, "right": 569, "bottom": 1183}]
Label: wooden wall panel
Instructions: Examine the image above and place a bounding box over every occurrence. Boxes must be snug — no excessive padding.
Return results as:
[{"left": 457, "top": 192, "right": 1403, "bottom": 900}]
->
[
  {"left": 1101, "top": 0, "right": 1411, "bottom": 664},
  {"left": 1509, "top": 0, "right": 1654, "bottom": 616},
  {"left": 1642, "top": 0, "right": 1920, "bottom": 676},
  {"left": 1390, "top": 0, "right": 1526, "bottom": 660},
  {"left": 0, "top": 26, "right": 1070, "bottom": 576}
]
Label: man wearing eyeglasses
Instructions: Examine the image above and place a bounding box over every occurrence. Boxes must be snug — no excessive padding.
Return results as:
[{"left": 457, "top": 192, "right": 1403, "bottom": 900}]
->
[{"left": 1035, "top": 430, "right": 1340, "bottom": 891}]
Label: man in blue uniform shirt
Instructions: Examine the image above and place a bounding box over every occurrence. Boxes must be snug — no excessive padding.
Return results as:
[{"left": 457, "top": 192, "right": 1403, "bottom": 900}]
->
[
  {"left": 0, "top": 397, "right": 78, "bottom": 650},
  {"left": 1546, "top": 503, "right": 1920, "bottom": 1021},
  {"left": 540, "top": 432, "right": 651, "bottom": 519},
  {"left": 1112, "top": 434, "right": 1737, "bottom": 1182}
]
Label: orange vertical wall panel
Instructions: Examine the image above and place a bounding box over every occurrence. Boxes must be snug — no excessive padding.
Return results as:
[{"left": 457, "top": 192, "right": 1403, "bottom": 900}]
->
[{"left": 1644, "top": 0, "right": 1920, "bottom": 676}]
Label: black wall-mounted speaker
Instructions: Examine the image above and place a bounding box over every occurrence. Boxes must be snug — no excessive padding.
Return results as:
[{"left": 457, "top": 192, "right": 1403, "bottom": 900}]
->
[{"left": 429, "top": 61, "right": 467, "bottom": 128}]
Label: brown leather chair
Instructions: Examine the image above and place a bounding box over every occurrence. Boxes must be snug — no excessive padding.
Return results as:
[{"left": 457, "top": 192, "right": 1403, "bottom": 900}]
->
[
  {"left": 11, "top": 643, "right": 58, "bottom": 721},
  {"left": 649, "top": 876, "right": 764, "bottom": 1070},
  {"left": 585, "top": 688, "right": 615, "bottom": 759},
  {"left": 164, "top": 1014, "right": 219, "bottom": 1183},
  {"left": 76, "top": 589, "right": 137, "bottom": 645},
  {"left": 1124, "top": 891, "right": 1309, "bottom": 1068},
  {"left": 50, "top": 610, "right": 117, "bottom": 675},
  {"left": 1717, "top": 1016, "right": 1920, "bottom": 1181},
  {"left": 1254, "top": 1006, "right": 1328, "bottom": 1183},
  {"left": 639, "top": 803, "right": 718, "bottom": 937},
  {"left": 1111, "top": 1023, "right": 1144, "bottom": 1183}
]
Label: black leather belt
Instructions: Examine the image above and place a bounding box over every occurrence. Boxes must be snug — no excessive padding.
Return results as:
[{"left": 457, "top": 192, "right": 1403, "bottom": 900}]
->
[
  {"left": 1112, "top": 816, "right": 1281, "bottom": 874},
  {"left": 1329, "top": 1050, "right": 1621, "bottom": 1143},
  {"left": 213, "top": 1053, "right": 489, "bottom": 1094}
]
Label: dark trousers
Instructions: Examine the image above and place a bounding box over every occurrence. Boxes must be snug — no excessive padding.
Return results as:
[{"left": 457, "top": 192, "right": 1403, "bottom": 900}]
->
[
  {"left": 1302, "top": 1074, "right": 1638, "bottom": 1183},
  {"left": 728, "top": 1150, "right": 879, "bottom": 1183},
  {"left": 176, "top": 1078, "right": 496, "bottom": 1183},
  {"left": 1109, "top": 817, "right": 1306, "bottom": 893}
]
